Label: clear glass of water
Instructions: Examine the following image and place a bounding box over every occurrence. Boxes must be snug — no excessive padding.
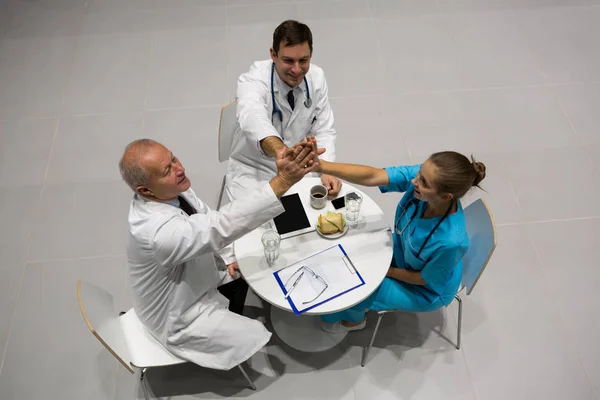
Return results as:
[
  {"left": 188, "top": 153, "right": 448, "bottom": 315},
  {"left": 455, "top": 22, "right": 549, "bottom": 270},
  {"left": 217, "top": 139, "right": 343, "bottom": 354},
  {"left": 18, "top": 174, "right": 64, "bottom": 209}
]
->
[
  {"left": 260, "top": 220, "right": 273, "bottom": 230},
  {"left": 261, "top": 230, "right": 281, "bottom": 264},
  {"left": 345, "top": 191, "right": 363, "bottom": 223}
]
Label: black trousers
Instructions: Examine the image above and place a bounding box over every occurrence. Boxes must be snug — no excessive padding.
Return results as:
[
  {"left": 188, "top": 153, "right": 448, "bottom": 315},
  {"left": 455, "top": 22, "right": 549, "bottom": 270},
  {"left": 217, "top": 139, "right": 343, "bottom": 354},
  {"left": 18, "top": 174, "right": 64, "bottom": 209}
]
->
[{"left": 217, "top": 278, "right": 249, "bottom": 316}]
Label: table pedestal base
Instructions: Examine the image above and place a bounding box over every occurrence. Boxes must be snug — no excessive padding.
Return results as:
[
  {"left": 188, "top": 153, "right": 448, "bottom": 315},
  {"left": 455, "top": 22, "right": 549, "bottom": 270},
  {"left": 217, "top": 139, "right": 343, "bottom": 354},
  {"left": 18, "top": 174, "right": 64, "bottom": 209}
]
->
[{"left": 270, "top": 306, "right": 347, "bottom": 352}]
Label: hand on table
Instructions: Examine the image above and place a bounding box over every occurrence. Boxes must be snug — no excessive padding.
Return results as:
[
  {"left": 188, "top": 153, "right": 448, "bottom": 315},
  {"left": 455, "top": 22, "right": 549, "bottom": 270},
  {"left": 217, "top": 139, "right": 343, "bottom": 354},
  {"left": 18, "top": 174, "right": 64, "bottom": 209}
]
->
[{"left": 321, "top": 173, "right": 342, "bottom": 199}]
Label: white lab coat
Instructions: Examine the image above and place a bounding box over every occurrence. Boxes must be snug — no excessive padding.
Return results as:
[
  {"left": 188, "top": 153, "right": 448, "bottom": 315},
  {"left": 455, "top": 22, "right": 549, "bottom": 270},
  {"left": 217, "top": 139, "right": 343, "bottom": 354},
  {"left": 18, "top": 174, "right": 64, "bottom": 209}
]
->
[
  {"left": 126, "top": 183, "right": 284, "bottom": 370},
  {"left": 219, "top": 60, "right": 337, "bottom": 264},
  {"left": 226, "top": 60, "right": 337, "bottom": 201}
]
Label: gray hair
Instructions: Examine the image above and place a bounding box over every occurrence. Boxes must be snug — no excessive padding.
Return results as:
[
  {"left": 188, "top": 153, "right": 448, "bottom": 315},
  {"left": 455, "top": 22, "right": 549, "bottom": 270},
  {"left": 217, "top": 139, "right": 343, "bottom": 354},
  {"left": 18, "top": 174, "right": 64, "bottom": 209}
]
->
[{"left": 118, "top": 139, "right": 160, "bottom": 191}]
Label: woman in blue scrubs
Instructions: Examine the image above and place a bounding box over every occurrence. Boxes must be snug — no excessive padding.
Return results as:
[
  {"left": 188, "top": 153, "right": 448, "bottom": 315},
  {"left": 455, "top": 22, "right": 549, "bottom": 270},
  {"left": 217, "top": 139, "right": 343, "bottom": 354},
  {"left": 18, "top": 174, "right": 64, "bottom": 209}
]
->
[{"left": 315, "top": 150, "right": 487, "bottom": 334}]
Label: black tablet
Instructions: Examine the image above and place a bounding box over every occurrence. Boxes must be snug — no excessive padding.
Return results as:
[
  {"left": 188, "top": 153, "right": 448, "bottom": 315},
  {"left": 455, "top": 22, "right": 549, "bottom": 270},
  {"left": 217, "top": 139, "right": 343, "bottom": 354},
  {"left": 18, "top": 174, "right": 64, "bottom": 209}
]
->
[{"left": 273, "top": 193, "right": 313, "bottom": 238}]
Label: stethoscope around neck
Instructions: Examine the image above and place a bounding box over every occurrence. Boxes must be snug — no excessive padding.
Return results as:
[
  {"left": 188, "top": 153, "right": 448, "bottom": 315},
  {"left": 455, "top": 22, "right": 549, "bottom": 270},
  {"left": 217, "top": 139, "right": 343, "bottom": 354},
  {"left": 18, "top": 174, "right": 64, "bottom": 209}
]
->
[
  {"left": 271, "top": 62, "right": 312, "bottom": 123},
  {"left": 395, "top": 197, "right": 455, "bottom": 259}
]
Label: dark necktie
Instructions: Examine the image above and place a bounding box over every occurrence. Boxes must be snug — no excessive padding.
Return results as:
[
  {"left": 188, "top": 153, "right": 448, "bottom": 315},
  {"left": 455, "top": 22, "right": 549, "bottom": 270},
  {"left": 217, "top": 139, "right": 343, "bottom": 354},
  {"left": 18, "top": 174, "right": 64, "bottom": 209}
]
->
[
  {"left": 287, "top": 90, "right": 295, "bottom": 111},
  {"left": 178, "top": 195, "right": 197, "bottom": 216}
]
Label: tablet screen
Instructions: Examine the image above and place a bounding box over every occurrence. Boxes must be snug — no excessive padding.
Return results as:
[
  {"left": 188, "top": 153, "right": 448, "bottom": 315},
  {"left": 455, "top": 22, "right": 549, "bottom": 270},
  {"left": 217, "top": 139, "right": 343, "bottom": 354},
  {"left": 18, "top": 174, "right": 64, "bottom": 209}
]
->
[{"left": 273, "top": 193, "right": 311, "bottom": 235}]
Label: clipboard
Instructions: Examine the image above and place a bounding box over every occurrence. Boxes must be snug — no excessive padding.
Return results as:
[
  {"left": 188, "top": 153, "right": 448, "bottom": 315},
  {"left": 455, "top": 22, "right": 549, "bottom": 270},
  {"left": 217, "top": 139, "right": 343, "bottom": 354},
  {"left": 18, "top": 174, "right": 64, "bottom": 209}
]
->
[{"left": 273, "top": 244, "right": 366, "bottom": 315}]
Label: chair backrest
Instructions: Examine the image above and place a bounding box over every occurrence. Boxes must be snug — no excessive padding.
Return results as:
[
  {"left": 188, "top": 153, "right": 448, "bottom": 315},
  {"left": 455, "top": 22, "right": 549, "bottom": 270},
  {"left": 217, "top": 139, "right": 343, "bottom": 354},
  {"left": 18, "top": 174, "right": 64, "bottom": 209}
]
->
[
  {"left": 462, "top": 199, "right": 497, "bottom": 295},
  {"left": 77, "top": 280, "right": 135, "bottom": 374},
  {"left": 218, "top": 100, "right": 237, "bottom": 163}
]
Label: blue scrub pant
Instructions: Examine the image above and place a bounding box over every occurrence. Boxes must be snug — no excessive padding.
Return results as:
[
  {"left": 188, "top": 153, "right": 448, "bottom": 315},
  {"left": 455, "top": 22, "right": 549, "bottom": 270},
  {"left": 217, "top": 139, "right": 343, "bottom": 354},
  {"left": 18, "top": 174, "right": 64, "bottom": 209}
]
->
[{"left": 321, "top": 276, "right": 444, "bottom": 324}]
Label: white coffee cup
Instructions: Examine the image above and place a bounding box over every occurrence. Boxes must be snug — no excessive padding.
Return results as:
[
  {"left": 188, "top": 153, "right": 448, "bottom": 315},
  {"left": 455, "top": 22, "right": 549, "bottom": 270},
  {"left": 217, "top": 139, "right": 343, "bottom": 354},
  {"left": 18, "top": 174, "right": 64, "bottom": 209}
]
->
[{"left": 310, "top": 185, "right": 328, "bottom": 209}]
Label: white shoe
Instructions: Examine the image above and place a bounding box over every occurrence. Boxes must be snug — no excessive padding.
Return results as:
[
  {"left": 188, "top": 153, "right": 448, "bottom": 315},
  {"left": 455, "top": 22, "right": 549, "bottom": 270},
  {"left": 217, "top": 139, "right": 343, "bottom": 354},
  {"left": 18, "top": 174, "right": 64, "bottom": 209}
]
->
[{"left": 321, "top": 320, "right": 366, "bottom": 334}]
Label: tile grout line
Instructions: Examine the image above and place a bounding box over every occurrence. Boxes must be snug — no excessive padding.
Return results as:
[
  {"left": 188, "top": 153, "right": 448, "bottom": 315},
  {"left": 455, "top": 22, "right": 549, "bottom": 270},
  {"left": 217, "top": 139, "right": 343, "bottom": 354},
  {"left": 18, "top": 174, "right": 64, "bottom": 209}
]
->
[
  {"left": 496, "top": 214, "right": 600, "bottom": 227},
  {"left": 71, "top": 0, "right": 92, "bottom": 129},
  {"left": 506, "top": 179, "right": 525, "bottom": 217},
  {"left": 363, "top": 0, "right": 387, "bottom": 96},
  {"left": 225, "top": 0, "right": 230, "bottom": 101},
  {"left": 399, "top": 126, "right": 414, "bottom": 164},
  {"left": 1, "top": 104, "right": 234, "bottom": 123},
  {"left": 344, "top": 349, "right": 358, "bottom": 400},
  {"left": 496, "top": 148, "right": 526, "bottom": 223},
  {"left": 555, "top": 94, "right": 581, "bottom": 142},
  {"left": 328, "top": 93, "right": 381, "bottom": 100},
  {"left": 383, "top": 80, "right": 594, "bottom": 97},
  {"left": 56, "top": 104, "right": 224, "bottom": 120},
  {"left": 146, "top": 104, "right": 224, "bottom": 112},
  {"left": 526, "top": 229, "right": 598, "bottom": 399},
  {"left": 59, "top": 0, "right": 87, "bottom": 120},
  {"left": 454, "top": 322, "right": 480, "bottom": 400},
  {"left": 228, "top": 0, "right": 322, "bottom": 9},
  {"left": 555, "top": 97, "right": 595, "bottom": 167},
  {"left": 0, "top": 117, "right": 61, "bottom": 377},
  {"left": 26, "top": 253, "right": 127, "bottom": 265},
  {"left": 364, "top": 0, "right": 373, "bottom": 18},
  {"left": 3, "top": 82, "right": 600, "bottom": 122},
  {"left": 143, "top": 30, "right": 155, "bottom": 110},
  {"left": 0, "top": 115, "right": 56, "bottom": 122}
]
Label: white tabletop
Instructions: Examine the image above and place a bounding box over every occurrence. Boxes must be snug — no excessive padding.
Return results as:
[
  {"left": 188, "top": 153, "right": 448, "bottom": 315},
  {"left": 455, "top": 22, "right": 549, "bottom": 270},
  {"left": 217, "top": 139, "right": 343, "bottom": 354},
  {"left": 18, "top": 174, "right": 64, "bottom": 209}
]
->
[{"left": 235, "top": 177, "right": 394, "bottom": 315}]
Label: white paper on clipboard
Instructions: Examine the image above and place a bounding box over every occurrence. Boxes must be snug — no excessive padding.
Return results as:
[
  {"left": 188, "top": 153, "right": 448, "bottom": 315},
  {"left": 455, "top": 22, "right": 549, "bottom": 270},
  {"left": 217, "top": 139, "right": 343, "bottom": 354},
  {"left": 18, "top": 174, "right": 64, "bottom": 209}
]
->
[{"left": 274, "top": 244, "right": 365, "bottom": 314}]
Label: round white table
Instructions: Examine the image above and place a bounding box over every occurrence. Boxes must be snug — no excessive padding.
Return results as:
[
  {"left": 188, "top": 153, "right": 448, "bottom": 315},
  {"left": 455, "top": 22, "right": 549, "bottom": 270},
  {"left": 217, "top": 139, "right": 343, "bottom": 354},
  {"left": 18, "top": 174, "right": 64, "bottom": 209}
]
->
[{"left": 235, "top": 177, "right": 393, "bottom": 352}]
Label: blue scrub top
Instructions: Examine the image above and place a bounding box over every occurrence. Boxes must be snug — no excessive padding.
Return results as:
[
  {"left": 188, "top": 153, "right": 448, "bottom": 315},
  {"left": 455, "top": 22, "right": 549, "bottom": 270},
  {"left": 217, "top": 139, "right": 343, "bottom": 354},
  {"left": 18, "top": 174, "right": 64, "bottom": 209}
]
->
[{"left": 379, "top": 165, "right": 469, "bottom": 305}]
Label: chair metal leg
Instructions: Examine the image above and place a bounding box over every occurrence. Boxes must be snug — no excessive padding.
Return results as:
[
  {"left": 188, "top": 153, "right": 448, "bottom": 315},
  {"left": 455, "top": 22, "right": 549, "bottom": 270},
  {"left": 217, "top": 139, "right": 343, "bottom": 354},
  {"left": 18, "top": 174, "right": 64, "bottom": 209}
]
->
[
  {"left": 216, "top": 176, "right": 226, "bottom": 211},
  {"left": 237, "top": 364, "right": 256, "bottom": 391},
  {"left": 454, "top": 294, "right": 462, "bottom": 350},
  {"left": 362, "top": 312, "right": 386, "bottom": 367},
  {"left": 139, "top": 368, "right": 150, "bottom": 400}
]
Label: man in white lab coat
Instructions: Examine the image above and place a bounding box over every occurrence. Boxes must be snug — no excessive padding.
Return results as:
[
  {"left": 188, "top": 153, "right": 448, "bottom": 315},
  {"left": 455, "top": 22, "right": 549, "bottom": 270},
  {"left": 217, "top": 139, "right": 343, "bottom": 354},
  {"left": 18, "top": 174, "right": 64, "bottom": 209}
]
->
[
  {"left": 120, "top": 138, "right": 319, "bottom": 370},
  {"left": 222, "top": 19, "right": 341, "bottom": 265}
]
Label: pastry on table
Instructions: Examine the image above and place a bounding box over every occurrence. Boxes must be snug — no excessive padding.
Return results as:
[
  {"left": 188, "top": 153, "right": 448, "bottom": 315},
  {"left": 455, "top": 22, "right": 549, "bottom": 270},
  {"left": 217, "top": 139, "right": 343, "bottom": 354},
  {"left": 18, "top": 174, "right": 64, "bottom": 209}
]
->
[{"left": 317, "top": 212, "right": 345, "bottom": 235}]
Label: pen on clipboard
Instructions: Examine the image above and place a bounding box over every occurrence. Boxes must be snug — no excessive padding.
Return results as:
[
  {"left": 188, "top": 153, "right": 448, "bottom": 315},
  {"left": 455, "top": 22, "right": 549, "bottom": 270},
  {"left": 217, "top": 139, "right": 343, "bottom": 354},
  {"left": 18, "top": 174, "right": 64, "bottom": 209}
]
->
[
  {"left": 342, "top": 256, "right": 357, "bottom": 274},
  {"left": 284, "top": 271, "right": 304, "bottom": 299}
]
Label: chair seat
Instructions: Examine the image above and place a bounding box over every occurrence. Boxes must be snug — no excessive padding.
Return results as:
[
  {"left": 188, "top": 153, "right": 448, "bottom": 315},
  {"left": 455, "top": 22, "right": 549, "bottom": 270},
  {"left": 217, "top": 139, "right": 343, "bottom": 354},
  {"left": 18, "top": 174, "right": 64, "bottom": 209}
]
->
[{"left": 120, "top": 308, "right": 186, "bottom": 369}]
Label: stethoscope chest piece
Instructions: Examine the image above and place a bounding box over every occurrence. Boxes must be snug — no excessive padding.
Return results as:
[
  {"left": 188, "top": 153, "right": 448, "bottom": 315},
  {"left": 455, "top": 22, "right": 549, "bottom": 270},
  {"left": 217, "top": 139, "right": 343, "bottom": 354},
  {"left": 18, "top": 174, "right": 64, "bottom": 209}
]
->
[{"left": 304, "top": 98, "right": 312, "bottom": 108}]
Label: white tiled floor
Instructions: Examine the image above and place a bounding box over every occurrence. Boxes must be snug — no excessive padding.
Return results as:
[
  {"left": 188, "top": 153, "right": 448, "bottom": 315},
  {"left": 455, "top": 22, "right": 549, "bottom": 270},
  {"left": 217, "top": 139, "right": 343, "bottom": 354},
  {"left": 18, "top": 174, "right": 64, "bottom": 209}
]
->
[{"left": 0, "top": 0, "right": 598, "bottom": 399}]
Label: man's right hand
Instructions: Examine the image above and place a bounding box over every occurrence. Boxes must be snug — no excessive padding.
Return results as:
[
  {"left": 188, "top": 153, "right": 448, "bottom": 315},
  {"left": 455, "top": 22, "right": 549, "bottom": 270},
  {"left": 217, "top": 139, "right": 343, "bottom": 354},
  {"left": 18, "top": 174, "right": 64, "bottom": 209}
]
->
[{"left": 269, "top": 144, "right": 319, "bottom": 198}]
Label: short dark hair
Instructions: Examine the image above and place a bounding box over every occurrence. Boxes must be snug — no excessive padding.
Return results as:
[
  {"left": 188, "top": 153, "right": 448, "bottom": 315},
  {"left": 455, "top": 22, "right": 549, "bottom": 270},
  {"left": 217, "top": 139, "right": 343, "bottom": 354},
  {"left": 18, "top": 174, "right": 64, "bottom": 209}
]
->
[{"left": 272, "top": 20, "right": 313, "bottom": 55}]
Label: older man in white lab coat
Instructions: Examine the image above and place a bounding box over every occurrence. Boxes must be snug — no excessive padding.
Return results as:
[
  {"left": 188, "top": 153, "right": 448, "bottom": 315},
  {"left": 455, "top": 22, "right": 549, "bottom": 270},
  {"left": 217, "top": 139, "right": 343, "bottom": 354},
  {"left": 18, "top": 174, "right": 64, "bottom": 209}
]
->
[
  {"left": 222, "top": 19, "right": 341, "bottom": 265},
  {"left": 120, "top": 138, "right": 319, "bottom": 370}
]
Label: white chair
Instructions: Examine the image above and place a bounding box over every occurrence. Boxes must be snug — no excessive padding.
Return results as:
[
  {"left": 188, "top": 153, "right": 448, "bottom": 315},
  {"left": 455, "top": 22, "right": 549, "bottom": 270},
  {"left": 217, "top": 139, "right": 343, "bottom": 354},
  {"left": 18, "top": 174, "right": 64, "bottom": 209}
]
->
[
  {"left": 217, "top": 100, "right": 237, "bottom": 211},
  {"left": 361, "top": 198, "right": 497, "bottom": 367},
  {"left": 77, "top": 280, "right": 257, "bottom": 399}
]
